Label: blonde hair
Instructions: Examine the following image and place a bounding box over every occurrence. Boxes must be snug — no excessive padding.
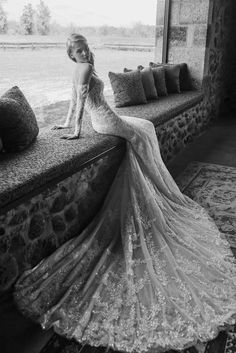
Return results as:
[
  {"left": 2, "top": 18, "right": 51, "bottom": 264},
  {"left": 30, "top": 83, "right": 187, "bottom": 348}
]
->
[{"left": 66, "top": 33, "right": 95, "bottom": 67}]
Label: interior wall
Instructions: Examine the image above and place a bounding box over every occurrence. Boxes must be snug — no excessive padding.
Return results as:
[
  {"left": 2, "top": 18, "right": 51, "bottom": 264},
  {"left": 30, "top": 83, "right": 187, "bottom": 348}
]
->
[
  {"left": 167, "top": 0, "right": 236, "bottom": 118},
  {"left": 204, "top": 0, "right": 236, "bottom": 117},
  {"left": 168, "top": 0, "right": 210, "bottom": 88},
  {"left": 229, "top": 2, "right": 236, "bottom": 111}
]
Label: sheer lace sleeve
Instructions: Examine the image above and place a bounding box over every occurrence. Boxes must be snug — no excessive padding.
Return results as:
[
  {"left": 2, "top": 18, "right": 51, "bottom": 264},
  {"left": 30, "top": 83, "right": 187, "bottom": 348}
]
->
[
  {"left": 74, "top": 83, "right": 89, "bottom": 136},
  {"left": 64, "top": 82, "right": 77, "bottom": 127},
  {"left": 75, "top": 84, "right": 89, "bottom": 116}
]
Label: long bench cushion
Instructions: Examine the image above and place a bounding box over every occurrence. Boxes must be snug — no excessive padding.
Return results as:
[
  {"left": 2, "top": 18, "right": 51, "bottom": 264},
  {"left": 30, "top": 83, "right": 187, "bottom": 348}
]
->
[
  {"left": 0, "top": 90, "right": 203, "bottom": 210},
  {"left": 107, "top": 90, "right": 204, "bottom": 126}
]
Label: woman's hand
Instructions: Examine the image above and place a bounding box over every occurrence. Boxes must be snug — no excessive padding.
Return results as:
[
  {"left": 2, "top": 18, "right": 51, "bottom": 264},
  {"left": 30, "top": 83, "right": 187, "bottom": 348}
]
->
[
  {"left": 61, "top": 120, "right": 82, "bottom": 140},
  {"left": 60, "top": 133, "right": 80, "bottom": 140},
  {"left": 52, "top": 124, "right": 71, "bottom": 130}
]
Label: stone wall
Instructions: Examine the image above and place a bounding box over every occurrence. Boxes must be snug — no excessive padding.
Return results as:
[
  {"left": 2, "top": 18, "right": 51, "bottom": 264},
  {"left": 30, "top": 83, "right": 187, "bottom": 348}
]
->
[
  {"left": 168, "top": 0, "right": 236, "bottom": 118},
  {"left": 229, "top": 2, "right": 236, "bottom": 111},
  {"left": 204, "top": 0, "right": 236, "bottom": 116},
  {"left": 231, "top": 2, "right": 236, "bottom": 111},
  {"left": 168, "top": 0, "right": 210, "bottom": 87},
  {"left": 0, "top": 148, "right": 124, "bottom": 292},
  {"left": 156, "top": 99, "right": 208, "bottom": 162}
]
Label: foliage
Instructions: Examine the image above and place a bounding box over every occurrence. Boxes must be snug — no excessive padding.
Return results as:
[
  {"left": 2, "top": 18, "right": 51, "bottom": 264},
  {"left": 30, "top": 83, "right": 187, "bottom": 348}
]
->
[
  {"left": 0, "top": 4, "right": 7, "bottom": 34},
  {"left": 35, "top": 0, "right": 51, "bottom": 35},
  {"left": 131, "top": 22, "right": 155, "bottom": 38},
  {"left": 7, "top": 20, "right": 21, "bottom": 35},
  {"left": 49, "top": 20, "right": 64, "bottom": 35},
  {"left": 2, "top": 1, "right": 158, "bottom": 39},
  {"left": 20, "top": 3, "right": 35, "bottom": 35}
]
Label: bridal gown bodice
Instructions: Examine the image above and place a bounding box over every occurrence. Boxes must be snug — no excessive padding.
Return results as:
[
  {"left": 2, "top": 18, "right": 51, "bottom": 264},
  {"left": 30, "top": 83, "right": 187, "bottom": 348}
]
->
[
  {"left": 85, "top": 74, "right": 149, "bottom": 142},
  {"left": 14, "top": 73, "right": 236, "bottom": 353},
  {"left": 86, "top": 74, "right": 120, "bottom": 135},
  {"left": 85, "top": 74, "right": 185, "bottom": 201}
]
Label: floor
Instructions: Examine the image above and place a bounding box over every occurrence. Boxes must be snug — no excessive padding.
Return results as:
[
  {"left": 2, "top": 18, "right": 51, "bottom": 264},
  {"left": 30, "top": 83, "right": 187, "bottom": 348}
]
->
[
  {"left": 1, "top": 113, "right": 236, "bottom": 353},
  {"left": 168, "top": 113, "right": 236, "bottom": 177}
]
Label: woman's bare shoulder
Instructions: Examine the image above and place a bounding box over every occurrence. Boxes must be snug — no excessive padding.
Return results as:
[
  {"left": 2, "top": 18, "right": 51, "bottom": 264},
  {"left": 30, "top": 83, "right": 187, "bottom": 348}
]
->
[
  {"left": 73, "top": 63, "right": 93, "bottom": 84},
  {"left": 74, "top": 63, "right": 93, "bottom": 75}
]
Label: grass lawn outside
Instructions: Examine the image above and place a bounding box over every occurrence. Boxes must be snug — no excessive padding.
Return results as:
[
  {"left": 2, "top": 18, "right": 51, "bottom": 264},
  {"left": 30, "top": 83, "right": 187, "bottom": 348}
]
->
[{"left": 0, "top": 34, "right": 163, "bottom": 127}]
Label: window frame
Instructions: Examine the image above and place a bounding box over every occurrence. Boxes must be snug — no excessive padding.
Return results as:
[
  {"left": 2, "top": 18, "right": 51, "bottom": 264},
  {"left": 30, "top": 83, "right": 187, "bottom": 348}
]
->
[
  {"left": 154, "top": 0, "right": 170, "bottom": 63},
  {"left": 162, "top": 0, "right": 170, "bottom": 63}
]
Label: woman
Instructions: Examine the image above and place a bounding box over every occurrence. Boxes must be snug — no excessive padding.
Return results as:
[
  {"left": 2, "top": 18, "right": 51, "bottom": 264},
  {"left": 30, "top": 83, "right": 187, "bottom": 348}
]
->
[{"left": 14, "top": 33, "right": 236, "bottom": 353}]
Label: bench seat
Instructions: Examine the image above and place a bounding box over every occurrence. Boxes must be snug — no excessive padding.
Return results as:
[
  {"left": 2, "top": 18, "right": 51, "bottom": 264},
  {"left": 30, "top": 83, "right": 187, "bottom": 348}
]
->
[{"left": 109, "top": 90, "right": 204, "bottom": 126}]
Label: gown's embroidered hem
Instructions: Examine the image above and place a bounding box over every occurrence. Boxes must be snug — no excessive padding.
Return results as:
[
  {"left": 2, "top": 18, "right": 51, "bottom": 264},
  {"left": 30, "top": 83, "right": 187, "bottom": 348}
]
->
[{"left": 52, "top": 312, "right": 236, "bottom": 353}]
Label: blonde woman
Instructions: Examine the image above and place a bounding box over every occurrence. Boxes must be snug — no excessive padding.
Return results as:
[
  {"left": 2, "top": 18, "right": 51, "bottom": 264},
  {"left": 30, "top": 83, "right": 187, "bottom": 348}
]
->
[{"left": 14, "top": 33, "right": 236, "bottom": 353}]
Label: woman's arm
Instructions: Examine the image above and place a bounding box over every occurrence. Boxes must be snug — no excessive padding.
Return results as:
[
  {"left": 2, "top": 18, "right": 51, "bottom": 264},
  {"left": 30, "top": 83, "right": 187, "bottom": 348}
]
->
[
  {"left": 52, "top": 82, "right": 77, "bottom": 130},
  {"left": 61, "top": 64, "right": 93, "bottom": 140},
  {"left": 64, "top": 83, "right": 77, "bottom": 127}
]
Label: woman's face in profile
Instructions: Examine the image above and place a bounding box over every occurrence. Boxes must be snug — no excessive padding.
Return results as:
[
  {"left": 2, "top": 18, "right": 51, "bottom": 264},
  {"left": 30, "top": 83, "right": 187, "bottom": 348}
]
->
[{"left": 70, "top": 41, "right": 89, "bottom": 63}]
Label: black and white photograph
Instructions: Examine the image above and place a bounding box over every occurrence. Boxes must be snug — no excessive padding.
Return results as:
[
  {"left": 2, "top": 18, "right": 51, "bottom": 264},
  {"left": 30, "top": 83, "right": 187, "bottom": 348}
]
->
[{"left": 0, "top": 1, "right": 236, "bottom": 353}]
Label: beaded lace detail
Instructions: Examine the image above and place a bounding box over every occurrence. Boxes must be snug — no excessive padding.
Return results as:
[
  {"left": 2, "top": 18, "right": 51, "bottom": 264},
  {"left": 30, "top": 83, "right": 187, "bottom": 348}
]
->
[{"left": 14, "top": 74, "right": 236, "bottom": 352}]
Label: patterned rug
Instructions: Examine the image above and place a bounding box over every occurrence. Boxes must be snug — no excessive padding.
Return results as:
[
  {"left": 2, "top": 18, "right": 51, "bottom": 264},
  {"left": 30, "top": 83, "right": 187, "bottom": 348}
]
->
[
  {"left": 176, "top": 161, "right": 236, "bottom": 255},
  {"left": 40, "top": 161, "right": 236, "bottom": 353}
]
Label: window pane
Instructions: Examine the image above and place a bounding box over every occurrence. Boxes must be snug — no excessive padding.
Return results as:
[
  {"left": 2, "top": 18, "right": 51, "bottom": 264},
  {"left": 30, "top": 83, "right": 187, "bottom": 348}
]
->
[{"left": 0, "top": 0, "right": 164, "bottom": 126}]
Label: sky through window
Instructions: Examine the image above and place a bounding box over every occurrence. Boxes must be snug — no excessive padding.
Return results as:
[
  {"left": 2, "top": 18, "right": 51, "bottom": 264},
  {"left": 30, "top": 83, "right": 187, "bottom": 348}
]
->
[{"left": 3, "top": 0, "right": 157, "bottom": 27}]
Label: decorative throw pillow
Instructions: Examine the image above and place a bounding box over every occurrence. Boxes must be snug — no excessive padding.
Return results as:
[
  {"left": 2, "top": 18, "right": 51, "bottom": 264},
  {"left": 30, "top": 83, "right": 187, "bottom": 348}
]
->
[
  {"left": 150, "top": 62, "right": 192, "bottom": 92},
  {"left": 178, "top": 63, "right": 193, "bottom": 91},
  {"left": 0, "top": 86, "right": 39, "bottom": 152},
  {"left": 164, "top": 64, "right": 181, "bottom": 93},
  {"left": 139, "top": 67, "right": 158, "bottom": 100},
  {"left": 123, "top": 66, "right": 158, "bottom": 100},
  {"left": 108, "top": 70, "right": 147, "bottom": 107},
  {"left": 150, "top": 62, "right": 181, "bottom": 93},
  {"left": 151, "top": 66, "right": 168, "bottom": 96}
]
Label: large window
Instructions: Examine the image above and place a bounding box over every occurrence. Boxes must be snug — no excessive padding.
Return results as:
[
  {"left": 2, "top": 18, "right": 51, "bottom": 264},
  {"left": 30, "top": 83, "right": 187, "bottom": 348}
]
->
[{"left": 0, "top": 0, "right": 166, "bottom": 125}]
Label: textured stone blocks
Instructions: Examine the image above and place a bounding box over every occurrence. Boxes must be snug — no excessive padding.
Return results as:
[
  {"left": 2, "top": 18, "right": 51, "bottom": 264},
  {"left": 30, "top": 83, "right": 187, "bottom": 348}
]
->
[
  {"left": 0, "top": 253, "right": 18, "bottom": 291},
  {"left": 168, "top": 0, "right": 209, "bottom": 85},
  {"left": 0, "top": 147, "right": 124, "bottom": 291},
  {"left": 156, "top": 0, "right": 166, "bottom": 25},
  {"left": 194, "top": 25, "right": 208, "bottom": 46},
  {"left": 28, "top": 213, "right": 46, "bottom": 239},
  {"left": 156, "top": 100, "right": 209, "bottom": 163},
  {"left": 180, "top": 0, "right": 209, "bottom": 24},
  {"left": 169, "top": 26, "right": 188, "bottom": 46},
  {"left": 170, "top": 0, "right": 181, "bottom": 25},
  {"left": 168, "top": 46, "right": 205, "bottom": 86}
]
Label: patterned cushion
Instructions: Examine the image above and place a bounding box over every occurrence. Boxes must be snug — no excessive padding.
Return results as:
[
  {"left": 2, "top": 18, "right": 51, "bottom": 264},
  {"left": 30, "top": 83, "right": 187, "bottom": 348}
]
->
[
  {"left": 126, "top": 65, "right": 168, "bottom": 97},
  {"left": 178, "top": 63, "right": 193, "bottom": 91},
  {"left": 0, "top": 86, "right": 39, "bottom": 152},
  {"left": 165, "top": 64, "right": 181, "bottom": 93},
  {"left": 108, "top": 70, "right": 147, "bottom": 107},
  {"left": 151, "top": 66, "right": 168, "bottom": 96},
  {"left": 150, "top": 62, "right": 181, "bottom": 94},
  {"left": 150, "top": 62, "right": 192, "bottom": 92},
  {"left": 123, "top": 67, "right": 158, "bottom": 100}
]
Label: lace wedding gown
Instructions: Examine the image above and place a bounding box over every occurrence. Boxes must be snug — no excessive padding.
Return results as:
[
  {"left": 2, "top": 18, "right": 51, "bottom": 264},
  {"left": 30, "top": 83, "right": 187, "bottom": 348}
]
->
[{"left": 14, "top": 74, "right": 236, "bottom": 353}]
